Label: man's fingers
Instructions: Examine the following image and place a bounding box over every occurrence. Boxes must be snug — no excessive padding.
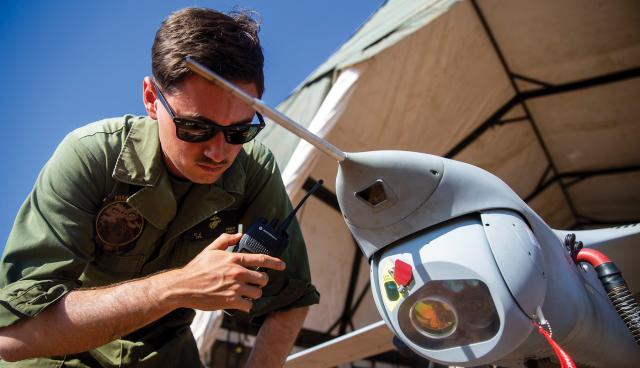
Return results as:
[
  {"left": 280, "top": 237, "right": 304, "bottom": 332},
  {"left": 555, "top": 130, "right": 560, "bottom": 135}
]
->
[
  {"left": 236, "top": 253, "right": 286, "bottom": 271},
  {"left": 207, "top": 232, "right": 243, "bottom": 251},
  {"left": 239, "top": 284, "right": 263, "bottom": 301},
  {"left": 238, "top": 270, "right": 269, "bottom": 288},
  {"left": 232, "top": 297, "right": 253, "bottom": 313}
]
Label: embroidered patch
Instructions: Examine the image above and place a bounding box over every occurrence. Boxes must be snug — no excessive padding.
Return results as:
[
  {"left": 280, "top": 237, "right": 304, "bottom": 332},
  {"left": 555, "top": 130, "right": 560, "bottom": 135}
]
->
[
  {"left": 188, "top": 209, "right": 240, "bottom": 241},
  {"left": 95, "top": 195, "right": 144, "bottom": 253}
]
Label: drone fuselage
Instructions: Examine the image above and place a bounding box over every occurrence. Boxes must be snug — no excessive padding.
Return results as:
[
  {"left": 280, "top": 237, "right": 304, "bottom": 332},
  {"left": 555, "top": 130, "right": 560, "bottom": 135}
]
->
[{"left": 336, "top": 150, "right": 640, "bottom": 367}]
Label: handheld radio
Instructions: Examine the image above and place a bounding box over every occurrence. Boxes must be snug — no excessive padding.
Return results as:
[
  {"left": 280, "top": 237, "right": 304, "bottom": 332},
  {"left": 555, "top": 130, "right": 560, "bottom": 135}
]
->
[
  {"left": 224, "top": 180, "right": 323, "bottom": 315},
  {"left": 234, "top": 179, "right": 324, "bottom": 258}
]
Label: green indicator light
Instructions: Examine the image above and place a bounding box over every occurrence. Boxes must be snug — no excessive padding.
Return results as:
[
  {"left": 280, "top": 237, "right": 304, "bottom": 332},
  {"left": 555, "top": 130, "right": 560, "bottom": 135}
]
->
[{"left": 385, "top": 281, "right": 400, "bottom": 301}]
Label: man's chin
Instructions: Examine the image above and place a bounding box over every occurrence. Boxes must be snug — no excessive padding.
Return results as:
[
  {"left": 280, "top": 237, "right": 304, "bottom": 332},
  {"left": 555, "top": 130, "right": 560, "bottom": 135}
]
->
[{"left": 186, "top": 173, "right": 222, "bottom": 185}]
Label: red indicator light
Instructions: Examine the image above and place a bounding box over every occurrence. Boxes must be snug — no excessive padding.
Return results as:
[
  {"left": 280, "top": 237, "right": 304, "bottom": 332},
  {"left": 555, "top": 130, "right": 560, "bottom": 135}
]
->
[{"left": 394, "top": 259, "right": 413, "bottom": 286}]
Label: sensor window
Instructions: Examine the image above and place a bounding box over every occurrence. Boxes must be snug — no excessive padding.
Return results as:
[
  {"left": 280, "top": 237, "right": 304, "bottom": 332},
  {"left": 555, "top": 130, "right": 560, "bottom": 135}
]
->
[
  {"left": 397, "top": 279, "right": 499, "bottom": 349},
  {"left": 355, "top": 180, "right": 388, "bottom": 207}
]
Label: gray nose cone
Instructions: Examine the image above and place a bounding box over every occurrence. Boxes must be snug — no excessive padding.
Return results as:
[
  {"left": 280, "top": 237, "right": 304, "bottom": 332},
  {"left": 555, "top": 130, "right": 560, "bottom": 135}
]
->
[{"left": 336, "top": 151, "right": 444, "bottom": 257}]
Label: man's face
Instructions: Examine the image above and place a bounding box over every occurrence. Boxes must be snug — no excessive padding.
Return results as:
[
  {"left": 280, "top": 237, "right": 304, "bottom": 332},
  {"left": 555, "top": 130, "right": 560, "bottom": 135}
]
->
[{"left": 144, "top": 75, "right": 259, "bottom": 184}]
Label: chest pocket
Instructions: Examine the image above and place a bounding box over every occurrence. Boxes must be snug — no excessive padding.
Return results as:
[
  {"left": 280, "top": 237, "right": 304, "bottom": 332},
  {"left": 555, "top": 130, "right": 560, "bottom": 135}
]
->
[
  {"left": 82, "top": 183, "right": 152, "bottom": 286},
  {"left": 82, "top": 223, "right": 165, "bottom": 285}
]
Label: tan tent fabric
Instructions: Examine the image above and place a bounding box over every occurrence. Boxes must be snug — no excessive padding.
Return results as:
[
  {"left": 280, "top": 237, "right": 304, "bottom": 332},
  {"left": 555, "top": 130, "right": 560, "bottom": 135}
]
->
[
  {"left": 528, "top": 183, "right": 575, "bottom": 229},
  {"left": 528, "top": 78, "right": 640, "bottom": 173},
  {"left": 569, "top": 172, "right": 640, "bottom": 223},
  {"left": 324, "top": 1, "right": 514, "bottom": 157},
  {"left": 480, "top": 0, "right": 640, "bottom": 85},
  {"left": 455, "top": 122, "right": 549, "bottom": 199},
  {"left": 295, "top": 196, "right": 356, "bottom": 330}
]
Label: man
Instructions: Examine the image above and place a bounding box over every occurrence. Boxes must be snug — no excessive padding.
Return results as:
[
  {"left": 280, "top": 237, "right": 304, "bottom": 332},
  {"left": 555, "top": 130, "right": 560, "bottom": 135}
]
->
[{"left": 0, "top": 7, "right": 319, "bottom": 367}]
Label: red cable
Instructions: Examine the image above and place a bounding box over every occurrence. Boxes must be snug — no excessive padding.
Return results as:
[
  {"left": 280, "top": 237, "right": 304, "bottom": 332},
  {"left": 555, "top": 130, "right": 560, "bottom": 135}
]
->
[
  {"left": 576, "top": 248, "right": 611, "bottom": 267},
  {"left": 533, "top": 322, "right": 576, "bottom": 368}
]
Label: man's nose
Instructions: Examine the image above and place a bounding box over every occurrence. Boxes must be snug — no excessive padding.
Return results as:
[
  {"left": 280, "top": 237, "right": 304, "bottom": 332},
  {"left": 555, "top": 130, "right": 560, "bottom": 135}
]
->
[{"left": 203, "top": 132, "right": 226, "bottom": 162}]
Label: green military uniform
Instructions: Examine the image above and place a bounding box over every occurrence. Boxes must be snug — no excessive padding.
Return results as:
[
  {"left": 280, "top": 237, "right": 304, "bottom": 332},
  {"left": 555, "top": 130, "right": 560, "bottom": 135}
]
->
[{"left": 0, "top": 115, "right": 319, "bottom": 367}]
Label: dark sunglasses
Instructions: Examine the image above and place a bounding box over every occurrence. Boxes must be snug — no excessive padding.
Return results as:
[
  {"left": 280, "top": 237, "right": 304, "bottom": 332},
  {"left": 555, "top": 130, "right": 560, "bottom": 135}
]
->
[{"left": 152, "top": 80, "right": 265, "bottom": 144}]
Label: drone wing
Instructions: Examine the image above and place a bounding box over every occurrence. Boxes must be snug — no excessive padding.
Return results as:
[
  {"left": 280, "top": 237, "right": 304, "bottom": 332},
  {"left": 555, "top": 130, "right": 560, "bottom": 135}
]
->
[{"left": 285, "top": 320, "right": 394, "bottom": 368}]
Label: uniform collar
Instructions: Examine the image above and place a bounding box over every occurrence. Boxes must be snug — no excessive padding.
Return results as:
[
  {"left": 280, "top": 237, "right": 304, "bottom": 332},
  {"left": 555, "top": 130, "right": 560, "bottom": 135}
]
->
[
  {"left": 112, "top": 116, "right": 246, "bottom": 230},
  {"left": 113, "top": 116, "right": 165, "bottom": 187}
]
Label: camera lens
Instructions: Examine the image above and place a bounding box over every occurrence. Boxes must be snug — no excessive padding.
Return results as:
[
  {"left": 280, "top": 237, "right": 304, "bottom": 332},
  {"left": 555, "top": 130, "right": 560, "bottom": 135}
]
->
[{"left": 410, "top": 297, "right": 458, "bottom": 339}]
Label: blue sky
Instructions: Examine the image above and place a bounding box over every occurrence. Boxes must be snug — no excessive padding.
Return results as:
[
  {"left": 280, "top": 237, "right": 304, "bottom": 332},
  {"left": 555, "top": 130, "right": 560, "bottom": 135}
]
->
[{"left": 0, "top": 1, "right": 383, "bottom": 248}]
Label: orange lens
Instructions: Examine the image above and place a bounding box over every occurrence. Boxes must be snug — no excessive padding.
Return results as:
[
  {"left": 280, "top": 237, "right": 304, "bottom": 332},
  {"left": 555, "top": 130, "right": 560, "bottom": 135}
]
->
[{"left": 411, "top": 298, "right": 457, "bottom": 338}]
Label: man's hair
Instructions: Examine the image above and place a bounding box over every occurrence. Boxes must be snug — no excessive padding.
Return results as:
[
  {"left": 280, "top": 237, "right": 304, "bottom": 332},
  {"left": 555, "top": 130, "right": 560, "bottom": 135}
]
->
[{"left": 152, "top": 7, "right": 264, "bottom": 95}]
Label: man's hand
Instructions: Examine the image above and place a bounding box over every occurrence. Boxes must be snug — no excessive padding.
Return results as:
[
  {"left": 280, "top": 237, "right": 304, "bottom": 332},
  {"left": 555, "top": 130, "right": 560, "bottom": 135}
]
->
[{"left": 160, "top": 233, "right": 286, "bottom": 313}]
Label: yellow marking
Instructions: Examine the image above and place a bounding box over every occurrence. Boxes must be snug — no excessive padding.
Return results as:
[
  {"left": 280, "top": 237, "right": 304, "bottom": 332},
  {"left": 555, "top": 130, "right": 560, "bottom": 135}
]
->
[
  {"left": 381, "top": 259, "right": 401, "bottom": 311},
  {"left": 208, "top": 215, "right": 222, "bottom": 229}
]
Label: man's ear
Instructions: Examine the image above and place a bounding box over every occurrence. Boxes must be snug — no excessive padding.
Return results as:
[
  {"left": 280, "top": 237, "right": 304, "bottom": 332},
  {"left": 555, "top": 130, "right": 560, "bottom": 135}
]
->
[{"left": 142, "top": 76, "right": 158, "bottom": 119}]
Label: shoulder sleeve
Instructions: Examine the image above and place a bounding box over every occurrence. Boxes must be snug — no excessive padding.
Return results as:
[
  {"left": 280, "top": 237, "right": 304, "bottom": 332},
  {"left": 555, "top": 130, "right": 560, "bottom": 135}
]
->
[
  {"left": 239, "top": 142, "right": 320, "bottom": 318},
  {"left": 0, "top": 132, "right": 106, "bottom": 327}
]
